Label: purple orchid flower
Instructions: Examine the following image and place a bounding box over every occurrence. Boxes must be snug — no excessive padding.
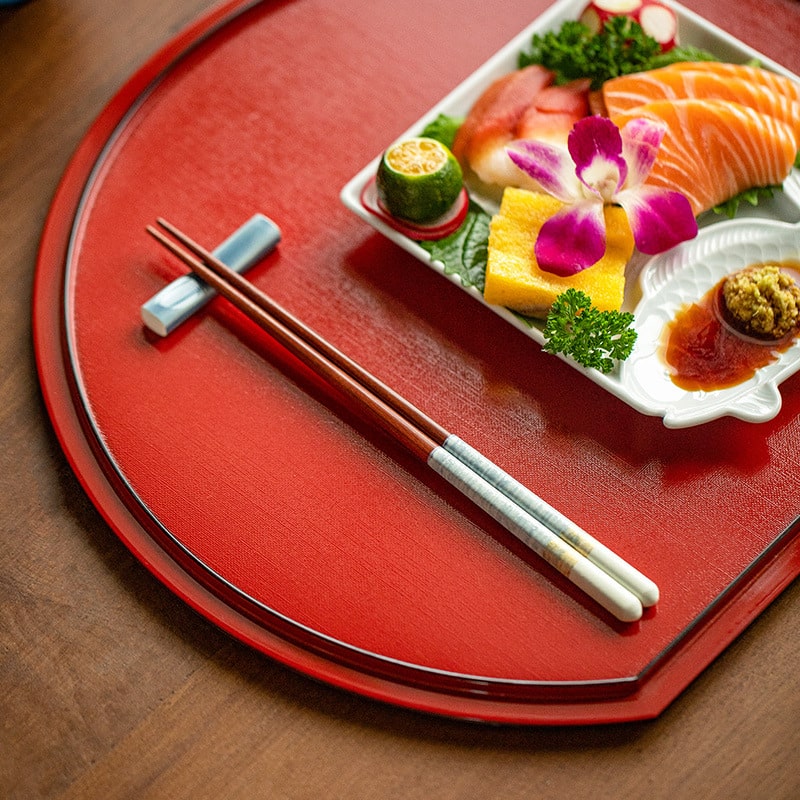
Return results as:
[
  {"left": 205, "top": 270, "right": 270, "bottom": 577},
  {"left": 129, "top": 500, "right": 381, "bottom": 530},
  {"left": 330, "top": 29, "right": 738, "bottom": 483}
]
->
[{"left": 506, "top": 115, "right": 698, "bottom": 277}]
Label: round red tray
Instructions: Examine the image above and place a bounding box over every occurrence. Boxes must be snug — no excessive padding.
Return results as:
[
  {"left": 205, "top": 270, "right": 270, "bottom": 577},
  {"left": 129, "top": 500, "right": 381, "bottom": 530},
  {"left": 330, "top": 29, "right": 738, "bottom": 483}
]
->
[{"left": 33, "top": 0, "right": 800, "bottom": 724}]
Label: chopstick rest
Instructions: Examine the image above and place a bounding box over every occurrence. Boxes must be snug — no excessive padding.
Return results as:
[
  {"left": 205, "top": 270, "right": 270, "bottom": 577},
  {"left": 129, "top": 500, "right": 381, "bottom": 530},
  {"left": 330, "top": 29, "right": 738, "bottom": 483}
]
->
[
  {"left": 141, "top": 214, "right": 281, "bottom": 336},
  {"left": 146, "top": 217, "right": 658, "bottom": 623}
]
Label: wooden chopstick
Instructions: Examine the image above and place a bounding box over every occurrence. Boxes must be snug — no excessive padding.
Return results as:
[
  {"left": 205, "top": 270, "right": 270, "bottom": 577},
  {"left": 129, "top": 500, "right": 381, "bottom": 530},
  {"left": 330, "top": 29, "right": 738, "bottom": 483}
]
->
[
  {"left": 153, "top": 217, "right": 451, "bottom": 454},
  {"left": 146, "top": 219, "right": 658, "bottom": 622},
  {"left": 151, "top": 219, "right": 660, "bottom": 610}
]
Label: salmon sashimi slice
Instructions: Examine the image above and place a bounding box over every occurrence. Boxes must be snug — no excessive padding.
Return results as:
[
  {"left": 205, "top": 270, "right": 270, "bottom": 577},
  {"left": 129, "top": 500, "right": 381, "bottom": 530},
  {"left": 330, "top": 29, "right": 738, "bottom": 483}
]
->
[
  {"left": 603, "top": 68, "right": 800, "bottom": 141},
  {"left": 664, "top": 61, "right": 800, "bottom": 104},
  {"left": 611, "top": 99, "right": 798, "bottom": 216},
  {"left": 452, "top": 69, "right": 589, "bottom": 188}
]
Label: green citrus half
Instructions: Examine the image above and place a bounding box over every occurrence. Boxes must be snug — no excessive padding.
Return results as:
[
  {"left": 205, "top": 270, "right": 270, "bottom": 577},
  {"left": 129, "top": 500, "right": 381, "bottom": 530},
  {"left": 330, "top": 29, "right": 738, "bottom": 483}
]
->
[{"left": 375, "top": 137, "right": 463, "bottom": 224}]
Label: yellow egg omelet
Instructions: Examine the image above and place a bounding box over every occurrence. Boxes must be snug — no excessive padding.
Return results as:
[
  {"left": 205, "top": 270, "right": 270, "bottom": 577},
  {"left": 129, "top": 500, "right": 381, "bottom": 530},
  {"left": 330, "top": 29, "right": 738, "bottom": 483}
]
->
[{"left": 484, "top": 188, "right": 634, "bottom": 318}]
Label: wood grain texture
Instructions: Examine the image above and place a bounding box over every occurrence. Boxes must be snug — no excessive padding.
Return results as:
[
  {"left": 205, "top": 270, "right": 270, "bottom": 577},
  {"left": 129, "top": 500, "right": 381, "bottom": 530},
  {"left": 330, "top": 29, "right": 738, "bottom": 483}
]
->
[{"left": 2, "top": 0, "right": 800, "bottom": 798}]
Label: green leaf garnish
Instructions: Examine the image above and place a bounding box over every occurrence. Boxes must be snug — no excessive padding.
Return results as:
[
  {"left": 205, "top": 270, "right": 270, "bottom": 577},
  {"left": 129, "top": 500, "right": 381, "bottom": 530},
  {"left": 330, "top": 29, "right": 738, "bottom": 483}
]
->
[
  {"left": 646, "top": 45, "right": 719, "bottom": 70},
  {"left": 542, "top": 288, "right": 637, "bottom": 373},
  {"left": 518, "top": 17, "right": 716, "bottom": 89},
  {"left": 418, "top": 201, "right": 491, "bottom": 291},
  {"left": 420, "top": 114, "right": 465, "bottom": 151},
  {"left": 712, "top": 185, "right": 780, "bottom": 219}
]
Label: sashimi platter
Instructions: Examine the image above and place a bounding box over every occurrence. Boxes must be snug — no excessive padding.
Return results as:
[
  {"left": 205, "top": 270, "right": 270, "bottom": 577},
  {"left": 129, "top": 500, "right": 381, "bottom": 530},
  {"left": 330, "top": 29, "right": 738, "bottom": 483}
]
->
[{"left": 341, "top": 0, "right": 800, "bottom": 428}]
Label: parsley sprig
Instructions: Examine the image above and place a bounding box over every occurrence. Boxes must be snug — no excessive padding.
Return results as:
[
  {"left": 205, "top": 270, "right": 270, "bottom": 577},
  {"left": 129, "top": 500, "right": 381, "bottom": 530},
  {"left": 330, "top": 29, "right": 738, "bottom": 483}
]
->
[
  {"left": 543, "top": 289, "right": 637, "bottom": 373},
  {"left": 518, "top": 17, "right": 715, "bottom": 89}
]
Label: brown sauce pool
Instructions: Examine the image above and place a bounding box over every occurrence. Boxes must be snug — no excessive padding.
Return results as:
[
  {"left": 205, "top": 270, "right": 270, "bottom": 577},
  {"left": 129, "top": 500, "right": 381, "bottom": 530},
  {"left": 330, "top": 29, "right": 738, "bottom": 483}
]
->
[{"left": 662, "top": 262, "right": 800, "bottom": 392}]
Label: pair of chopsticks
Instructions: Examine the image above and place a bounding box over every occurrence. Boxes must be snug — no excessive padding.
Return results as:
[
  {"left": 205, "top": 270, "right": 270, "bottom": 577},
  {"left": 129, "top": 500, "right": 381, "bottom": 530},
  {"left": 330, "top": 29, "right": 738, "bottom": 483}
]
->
[{"left": 146, "top": 218, "right": 659, "bottom": 622}]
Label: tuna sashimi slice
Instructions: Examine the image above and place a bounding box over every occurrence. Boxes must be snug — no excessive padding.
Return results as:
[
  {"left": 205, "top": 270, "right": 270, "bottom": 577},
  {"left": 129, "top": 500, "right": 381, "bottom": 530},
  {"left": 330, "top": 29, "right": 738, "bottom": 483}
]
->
[
  {"left": 517, "top": 80, "right": 591, "bottom": 144},
  {"left": 452, "top": 65, "right": 555, "bottom": 186},
  {"left": 611, "top": 98, "right": 797, "bottom": 216},
  {"left": 452, "top": 69, "right": 590, "bottom": 188}
]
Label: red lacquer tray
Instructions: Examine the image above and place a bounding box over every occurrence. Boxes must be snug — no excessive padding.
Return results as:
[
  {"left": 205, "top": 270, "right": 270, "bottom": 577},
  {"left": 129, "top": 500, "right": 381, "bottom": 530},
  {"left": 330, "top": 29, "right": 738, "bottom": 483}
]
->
[{"left": 33, "top": 0, "right": 800, "bottom": 725}]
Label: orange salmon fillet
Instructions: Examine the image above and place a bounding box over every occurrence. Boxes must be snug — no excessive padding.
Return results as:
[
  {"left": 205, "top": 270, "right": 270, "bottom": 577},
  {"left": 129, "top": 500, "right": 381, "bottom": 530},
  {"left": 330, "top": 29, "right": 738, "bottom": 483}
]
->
[
  {"left": 611, "top": 99, "right": 797, "bottom": 215},
  {"left": 603, "top": 68, "right": 800, "bottom": 141},
  {"left": 665, "top": 61, "right": 800, "bottom": 104}
]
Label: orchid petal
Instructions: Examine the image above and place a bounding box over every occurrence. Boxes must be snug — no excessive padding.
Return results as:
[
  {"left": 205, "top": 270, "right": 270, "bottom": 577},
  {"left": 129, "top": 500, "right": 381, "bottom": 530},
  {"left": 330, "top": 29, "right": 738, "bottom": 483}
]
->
[
  {"left": 619, "top": 117, "right": 666, "bottom": 188},
  {"left": 568, "top": 116, "right": 627, "bottom": 199},
  {"left": 535, "top": 200, "right": 607, "bottom": 276},
  {"left": 506, "top": 140, "right": 580, "bottom": 202},
  {"left": 616, "top": 186, "right": 698, "bottom": 255}
]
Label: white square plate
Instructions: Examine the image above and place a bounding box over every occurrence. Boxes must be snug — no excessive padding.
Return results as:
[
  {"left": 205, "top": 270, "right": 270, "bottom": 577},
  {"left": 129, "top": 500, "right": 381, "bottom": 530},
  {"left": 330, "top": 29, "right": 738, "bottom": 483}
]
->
[{"left": 340, "top": 0, "right": 800, "bottom": 427}]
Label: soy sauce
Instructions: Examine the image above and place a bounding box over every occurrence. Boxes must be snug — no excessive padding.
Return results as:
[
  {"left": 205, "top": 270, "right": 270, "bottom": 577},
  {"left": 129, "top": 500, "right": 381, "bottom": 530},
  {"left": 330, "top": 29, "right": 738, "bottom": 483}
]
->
[{"left": 663, "top": 273, "right": 799, "bottom": 392}]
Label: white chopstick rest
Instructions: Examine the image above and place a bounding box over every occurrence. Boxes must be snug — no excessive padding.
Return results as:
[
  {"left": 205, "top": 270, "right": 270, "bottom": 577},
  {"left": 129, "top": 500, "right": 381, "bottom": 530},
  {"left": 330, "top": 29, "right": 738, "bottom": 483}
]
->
[
  {"left": 141, "top": 214, "right": 281, "bottom": 336},
  {"left": 428, "top": 446, "right": 644, "bottom": 623},
  {"left": 443, "top": 435, "right": 659, "bottom": 607}
]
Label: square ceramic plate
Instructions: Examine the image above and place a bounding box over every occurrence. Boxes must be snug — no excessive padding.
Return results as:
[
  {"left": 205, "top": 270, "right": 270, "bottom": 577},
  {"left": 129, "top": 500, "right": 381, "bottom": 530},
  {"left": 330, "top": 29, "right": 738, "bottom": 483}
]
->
[{"left": 340, "top": 0, "right": 800, "bottom": 428}]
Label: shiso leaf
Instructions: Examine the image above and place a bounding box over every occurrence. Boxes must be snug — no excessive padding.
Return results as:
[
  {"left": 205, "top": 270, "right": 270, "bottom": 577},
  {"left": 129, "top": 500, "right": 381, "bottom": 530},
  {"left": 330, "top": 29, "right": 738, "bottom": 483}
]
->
[{"left": 418, "top": 201, "right": 491, "bottom": 292}]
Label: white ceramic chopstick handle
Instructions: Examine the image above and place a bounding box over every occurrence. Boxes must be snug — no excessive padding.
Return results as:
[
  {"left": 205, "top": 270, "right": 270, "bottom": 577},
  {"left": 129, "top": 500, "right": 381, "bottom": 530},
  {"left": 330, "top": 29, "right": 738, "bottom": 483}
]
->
[
  {"left": 443, "top": 435, "right": 659, "bottom": 607},
  {"left": 428, "top": 446, "right": 643, "bottom": 623}
]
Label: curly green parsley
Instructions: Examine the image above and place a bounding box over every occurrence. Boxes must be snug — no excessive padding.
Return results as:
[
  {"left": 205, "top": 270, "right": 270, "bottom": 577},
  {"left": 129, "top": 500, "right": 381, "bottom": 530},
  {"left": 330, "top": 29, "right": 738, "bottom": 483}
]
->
[
  {"left": 543, "top": 289, "right": 637, "bottom": 373},
  {"left": 518, "top": 17, "right": 716, "bottom": 89}
]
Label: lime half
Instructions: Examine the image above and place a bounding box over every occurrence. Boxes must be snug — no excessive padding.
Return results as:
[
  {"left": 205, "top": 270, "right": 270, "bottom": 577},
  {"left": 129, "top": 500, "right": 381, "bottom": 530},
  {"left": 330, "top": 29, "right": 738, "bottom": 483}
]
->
[{"left": 376, "top": 137, "right": 463, "bottom": 224}]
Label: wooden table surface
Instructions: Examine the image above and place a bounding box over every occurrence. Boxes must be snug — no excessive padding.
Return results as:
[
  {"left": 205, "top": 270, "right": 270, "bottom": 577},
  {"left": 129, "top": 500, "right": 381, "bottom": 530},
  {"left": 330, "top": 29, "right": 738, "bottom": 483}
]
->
[{"left": 2, "top": 0, "right": 800, "bottom": 797}]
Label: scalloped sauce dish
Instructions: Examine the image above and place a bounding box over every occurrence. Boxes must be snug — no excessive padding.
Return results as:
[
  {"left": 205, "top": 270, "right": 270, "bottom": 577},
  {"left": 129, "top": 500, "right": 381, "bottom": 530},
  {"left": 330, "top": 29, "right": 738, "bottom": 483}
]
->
[{"left": 620, "top": 219, "right": 800, "bottom": 428}]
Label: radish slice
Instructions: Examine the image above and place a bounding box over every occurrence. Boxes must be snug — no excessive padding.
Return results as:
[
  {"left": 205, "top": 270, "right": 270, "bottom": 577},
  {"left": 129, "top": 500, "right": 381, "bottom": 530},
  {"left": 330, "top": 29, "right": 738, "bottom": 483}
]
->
[
  {"left": 579, "top": 0, "right": 677, "bottom": 51},
  {"left": 639, "top": 1, "right": 678, "bottom": 49},
  {"left": 360, "top": 177, "right": 470, "bottom": 241},
  {"left": 579, "top": 0, "right": 642, "bottom": 33}
]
